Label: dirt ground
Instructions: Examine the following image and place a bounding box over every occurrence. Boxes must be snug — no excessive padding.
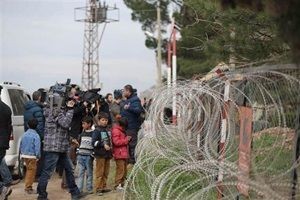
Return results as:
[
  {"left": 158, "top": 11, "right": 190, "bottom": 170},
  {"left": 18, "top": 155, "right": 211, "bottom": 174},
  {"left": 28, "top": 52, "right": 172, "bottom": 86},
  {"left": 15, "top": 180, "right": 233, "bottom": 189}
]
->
[{"left": 9, "top": 162, "right": 123, "bottom": 200}]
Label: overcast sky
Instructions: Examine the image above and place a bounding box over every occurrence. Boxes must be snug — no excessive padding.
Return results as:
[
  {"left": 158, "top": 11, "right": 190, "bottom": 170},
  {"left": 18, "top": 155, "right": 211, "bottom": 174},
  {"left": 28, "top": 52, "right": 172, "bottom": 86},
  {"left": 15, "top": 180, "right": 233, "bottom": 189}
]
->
[{"left": 0, "top": 0, "right": 158, "bottom": 95}]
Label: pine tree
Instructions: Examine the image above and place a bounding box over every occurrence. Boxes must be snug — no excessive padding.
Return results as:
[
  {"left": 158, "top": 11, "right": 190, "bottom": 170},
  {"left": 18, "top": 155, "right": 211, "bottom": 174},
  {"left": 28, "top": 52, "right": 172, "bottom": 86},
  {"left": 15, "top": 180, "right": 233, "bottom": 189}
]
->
[{"left": 124, "top": 0, "right": 290, "bottom": 78}]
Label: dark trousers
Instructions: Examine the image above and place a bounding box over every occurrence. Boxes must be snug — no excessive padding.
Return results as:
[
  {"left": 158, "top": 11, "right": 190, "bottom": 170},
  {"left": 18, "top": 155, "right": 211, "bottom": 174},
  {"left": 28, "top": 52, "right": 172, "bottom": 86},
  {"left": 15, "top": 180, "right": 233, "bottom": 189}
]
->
[
  {"left": 61, "top": 144, "right": 77, "bottom": 187},
  {"left": 37, "top": 152, "right": 80, "bottom": 199},
  {"left": 127, "top": 129, "right": 138, "bottom": 164},
  {"left": 0, "top": 155, "right": 5, "bottom": 193},
  {"left": 0, "top": 156, "right": 12, "bottom": 185},
  {"left": 36, "top": 142, "right": 44, "bottom": 179}
]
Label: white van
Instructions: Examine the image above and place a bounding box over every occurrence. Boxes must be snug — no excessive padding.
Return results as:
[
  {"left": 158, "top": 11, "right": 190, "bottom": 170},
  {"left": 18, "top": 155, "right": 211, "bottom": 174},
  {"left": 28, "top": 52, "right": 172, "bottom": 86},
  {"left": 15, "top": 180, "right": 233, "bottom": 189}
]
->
[{"left": 0, "top": 82, "right": 29, "bottom": 174}]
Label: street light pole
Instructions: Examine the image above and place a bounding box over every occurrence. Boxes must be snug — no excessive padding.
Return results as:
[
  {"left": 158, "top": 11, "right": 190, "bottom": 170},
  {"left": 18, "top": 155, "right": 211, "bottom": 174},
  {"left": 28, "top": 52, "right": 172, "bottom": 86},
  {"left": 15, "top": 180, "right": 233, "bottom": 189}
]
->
[{"left": 156, "top": 0, "right": 162, "bottom": 87}]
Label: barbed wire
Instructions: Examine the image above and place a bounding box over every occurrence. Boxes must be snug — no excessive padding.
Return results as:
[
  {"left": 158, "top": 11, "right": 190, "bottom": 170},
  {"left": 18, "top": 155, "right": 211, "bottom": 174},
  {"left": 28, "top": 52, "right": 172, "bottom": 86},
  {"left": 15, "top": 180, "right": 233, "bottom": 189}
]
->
[{"left": 124, "top": 67, "right": 300, "bottom": 200}]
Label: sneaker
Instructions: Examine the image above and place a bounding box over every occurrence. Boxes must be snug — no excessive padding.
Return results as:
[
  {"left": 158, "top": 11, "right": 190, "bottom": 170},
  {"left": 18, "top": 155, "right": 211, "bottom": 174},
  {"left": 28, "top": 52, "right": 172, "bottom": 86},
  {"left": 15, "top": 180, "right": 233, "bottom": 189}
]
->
[
  {"left": 5, "top": 179, "right": 20, "bottom": 186},
  {"left": 80, "top": 191, "right": 89, "bottom": 196},
  {"left": 61, "top": 183, "right": 68, "bottom": 190},
  {"left": 25, "top": 189, "right": 37, "bottom": 194},
  {"left": 37, "top": 197, "right": 49, "bottom": 200},
  {"left": 96, "top": 190, "right": 103, "bottom": 196},
  {"left": 87, "top": 190, "right": 93, "bottom": 194},
  {"left": 127, "top": 163, "right": 134, "bottom": 171},
  {"left": 101, "top": 188, "right": 111, "bottom": 193},
  {"left": 0, "top": 186, "right": 12, "bottom": 200},
  {"left": 116, "top": 184, "right": 124, "bottom": 192},
  {"left": 72, "top": 192, "right": 87, "bottom": 200}
]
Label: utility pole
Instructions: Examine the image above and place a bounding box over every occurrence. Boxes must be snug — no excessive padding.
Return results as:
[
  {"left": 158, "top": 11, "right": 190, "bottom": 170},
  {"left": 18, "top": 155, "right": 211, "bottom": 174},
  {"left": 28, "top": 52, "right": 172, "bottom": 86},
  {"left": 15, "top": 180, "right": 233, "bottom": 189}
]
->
[
  {"left": 168, "top": 17, "right": 178, "bottom": 125},
  {"left": 156, "top": 0, "right": 162, "bottom": 87}
]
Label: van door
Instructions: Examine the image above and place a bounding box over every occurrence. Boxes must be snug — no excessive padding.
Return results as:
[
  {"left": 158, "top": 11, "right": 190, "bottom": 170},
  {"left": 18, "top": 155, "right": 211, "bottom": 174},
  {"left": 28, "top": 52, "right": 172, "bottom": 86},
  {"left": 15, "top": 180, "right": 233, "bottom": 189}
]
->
[{"left": 5, "top": 89, "right": 28, "bottom": 162}]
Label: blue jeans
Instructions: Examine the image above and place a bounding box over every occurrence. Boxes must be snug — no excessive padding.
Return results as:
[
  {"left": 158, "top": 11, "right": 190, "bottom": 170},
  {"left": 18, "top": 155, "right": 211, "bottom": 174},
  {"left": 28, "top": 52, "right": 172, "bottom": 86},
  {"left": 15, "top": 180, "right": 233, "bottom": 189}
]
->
[
  {"left": 0, "top": 157, "right": 13, "bottom": 185},
  {"left": 37, "top": 152, "right": 80, "bottom": 199},
  {"left": 77, "top": 155, "right": 93, "bottom": 193}
]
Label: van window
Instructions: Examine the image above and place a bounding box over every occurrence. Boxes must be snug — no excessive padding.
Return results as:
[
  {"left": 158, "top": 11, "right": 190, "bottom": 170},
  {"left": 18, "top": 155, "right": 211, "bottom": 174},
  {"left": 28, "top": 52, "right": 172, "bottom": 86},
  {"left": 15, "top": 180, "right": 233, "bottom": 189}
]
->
[{"left": 8, "top": 89, "right": 28, "bottom": 116}]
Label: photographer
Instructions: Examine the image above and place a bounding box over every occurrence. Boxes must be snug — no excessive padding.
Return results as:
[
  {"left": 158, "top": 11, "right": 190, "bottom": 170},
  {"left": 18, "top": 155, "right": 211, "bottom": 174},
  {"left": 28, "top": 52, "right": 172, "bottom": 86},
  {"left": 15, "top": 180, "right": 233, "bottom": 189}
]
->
[
  {"left": 69, "top": 86, "right": 88, "bottom": 162},
  {"left": 61, "top": 85, "right": 88, "bottom": 189},
  {"left": 37, "top": 99, "right": 84, "bottom": 200}
]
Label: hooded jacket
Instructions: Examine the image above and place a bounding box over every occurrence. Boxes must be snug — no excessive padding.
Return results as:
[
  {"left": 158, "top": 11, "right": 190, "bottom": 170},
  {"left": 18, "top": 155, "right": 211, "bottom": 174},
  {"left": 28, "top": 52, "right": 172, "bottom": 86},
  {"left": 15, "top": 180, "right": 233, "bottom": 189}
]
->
[
  {"left": 111, "top": 125, "right": 129, "bottom": 159},
  {"left": 24, "top": 100, "right": 45, "bottom": 140},
  {"left": 69, "top": 104, "right": 86, "bottom": 139},
  {"left": 120, "top": 94, "right": 143, "bottom": 131}
]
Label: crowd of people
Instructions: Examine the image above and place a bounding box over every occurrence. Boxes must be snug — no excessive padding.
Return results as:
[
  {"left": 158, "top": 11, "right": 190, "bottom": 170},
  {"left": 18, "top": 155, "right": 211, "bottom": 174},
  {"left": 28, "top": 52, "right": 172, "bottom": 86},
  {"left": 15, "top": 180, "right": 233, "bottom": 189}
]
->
[{"left": 0, "top": 83, "right": 147, "bottom": 200}]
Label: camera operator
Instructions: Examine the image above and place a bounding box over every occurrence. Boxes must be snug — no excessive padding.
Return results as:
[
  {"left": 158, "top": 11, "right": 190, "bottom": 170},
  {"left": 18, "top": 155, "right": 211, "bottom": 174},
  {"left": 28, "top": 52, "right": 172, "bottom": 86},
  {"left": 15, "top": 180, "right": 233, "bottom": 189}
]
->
[{"left": 37, "top": 99, "right": 84, "bottom": 200}]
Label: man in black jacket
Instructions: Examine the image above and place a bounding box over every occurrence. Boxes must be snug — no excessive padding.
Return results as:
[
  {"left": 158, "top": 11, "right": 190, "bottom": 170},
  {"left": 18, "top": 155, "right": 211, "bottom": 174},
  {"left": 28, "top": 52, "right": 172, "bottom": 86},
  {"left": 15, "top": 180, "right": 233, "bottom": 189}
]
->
[
  {"left": 0, "top": 85, "right": 13, "bottom": 199},
  {"left": 61, "top": 86, "right": 88, "bottom": 189}
]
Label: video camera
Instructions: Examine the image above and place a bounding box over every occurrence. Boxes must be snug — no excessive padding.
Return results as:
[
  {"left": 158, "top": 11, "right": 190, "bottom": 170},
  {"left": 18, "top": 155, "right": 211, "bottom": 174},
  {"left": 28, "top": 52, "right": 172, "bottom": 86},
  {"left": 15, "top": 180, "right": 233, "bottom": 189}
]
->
[
  {"left": 78, "top": 88, "right": 106, "bottom": 110},
  {"left": 48, "top": 79, "right": 72, "bottom": 109},
  {"left": 38, "top": 88, "right": 48, "bottom": 104}
]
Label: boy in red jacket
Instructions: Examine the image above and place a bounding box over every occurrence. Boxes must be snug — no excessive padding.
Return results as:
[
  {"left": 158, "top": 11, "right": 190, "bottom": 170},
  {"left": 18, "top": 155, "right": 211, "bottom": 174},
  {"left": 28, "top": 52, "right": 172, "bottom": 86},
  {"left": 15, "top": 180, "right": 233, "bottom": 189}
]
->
[{"left": 111, "top": 117, "right": 131, "bottom": 191}]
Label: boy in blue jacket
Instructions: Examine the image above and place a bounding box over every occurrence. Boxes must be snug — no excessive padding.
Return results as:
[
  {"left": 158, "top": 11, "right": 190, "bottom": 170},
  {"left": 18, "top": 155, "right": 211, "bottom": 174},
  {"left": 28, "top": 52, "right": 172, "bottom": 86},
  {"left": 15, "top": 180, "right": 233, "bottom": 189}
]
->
[{"left": 20, "top": 118, "right": 41, "bottom": 194}]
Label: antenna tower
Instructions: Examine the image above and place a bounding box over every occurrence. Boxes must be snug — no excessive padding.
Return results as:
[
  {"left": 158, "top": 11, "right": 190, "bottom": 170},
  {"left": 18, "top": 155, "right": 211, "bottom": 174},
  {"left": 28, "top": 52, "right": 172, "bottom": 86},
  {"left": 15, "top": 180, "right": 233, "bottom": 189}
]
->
[{"left": 75, "top": 0, "right": 119, "bottom": 90}]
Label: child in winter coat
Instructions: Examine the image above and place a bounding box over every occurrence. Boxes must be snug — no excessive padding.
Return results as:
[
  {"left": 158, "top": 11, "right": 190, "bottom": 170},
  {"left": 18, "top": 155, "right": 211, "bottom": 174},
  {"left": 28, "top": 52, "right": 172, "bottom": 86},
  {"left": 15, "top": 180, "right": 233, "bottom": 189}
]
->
[
  {"left": 92, "top": 112, "right": 112, "bottom": 196},
  {"left": 20, "top": 118, "right": 41, "bottom": 194},
  {"left": 74, "top": 116, "right": 94, "bottom": 194},
  {"left": 111, "top": 117, "right": 131, "bottom": 191}
]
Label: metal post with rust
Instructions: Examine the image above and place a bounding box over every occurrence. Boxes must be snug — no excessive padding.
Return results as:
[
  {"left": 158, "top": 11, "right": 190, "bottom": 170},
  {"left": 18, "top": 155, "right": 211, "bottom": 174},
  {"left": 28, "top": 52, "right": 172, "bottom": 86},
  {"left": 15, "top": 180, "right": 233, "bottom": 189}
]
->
[
  {"left": 291, "top": 94, "right": 300, "bottom": 199},
  {"left": 217, "top": 79, "right": 230, "bottom": 199}
]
